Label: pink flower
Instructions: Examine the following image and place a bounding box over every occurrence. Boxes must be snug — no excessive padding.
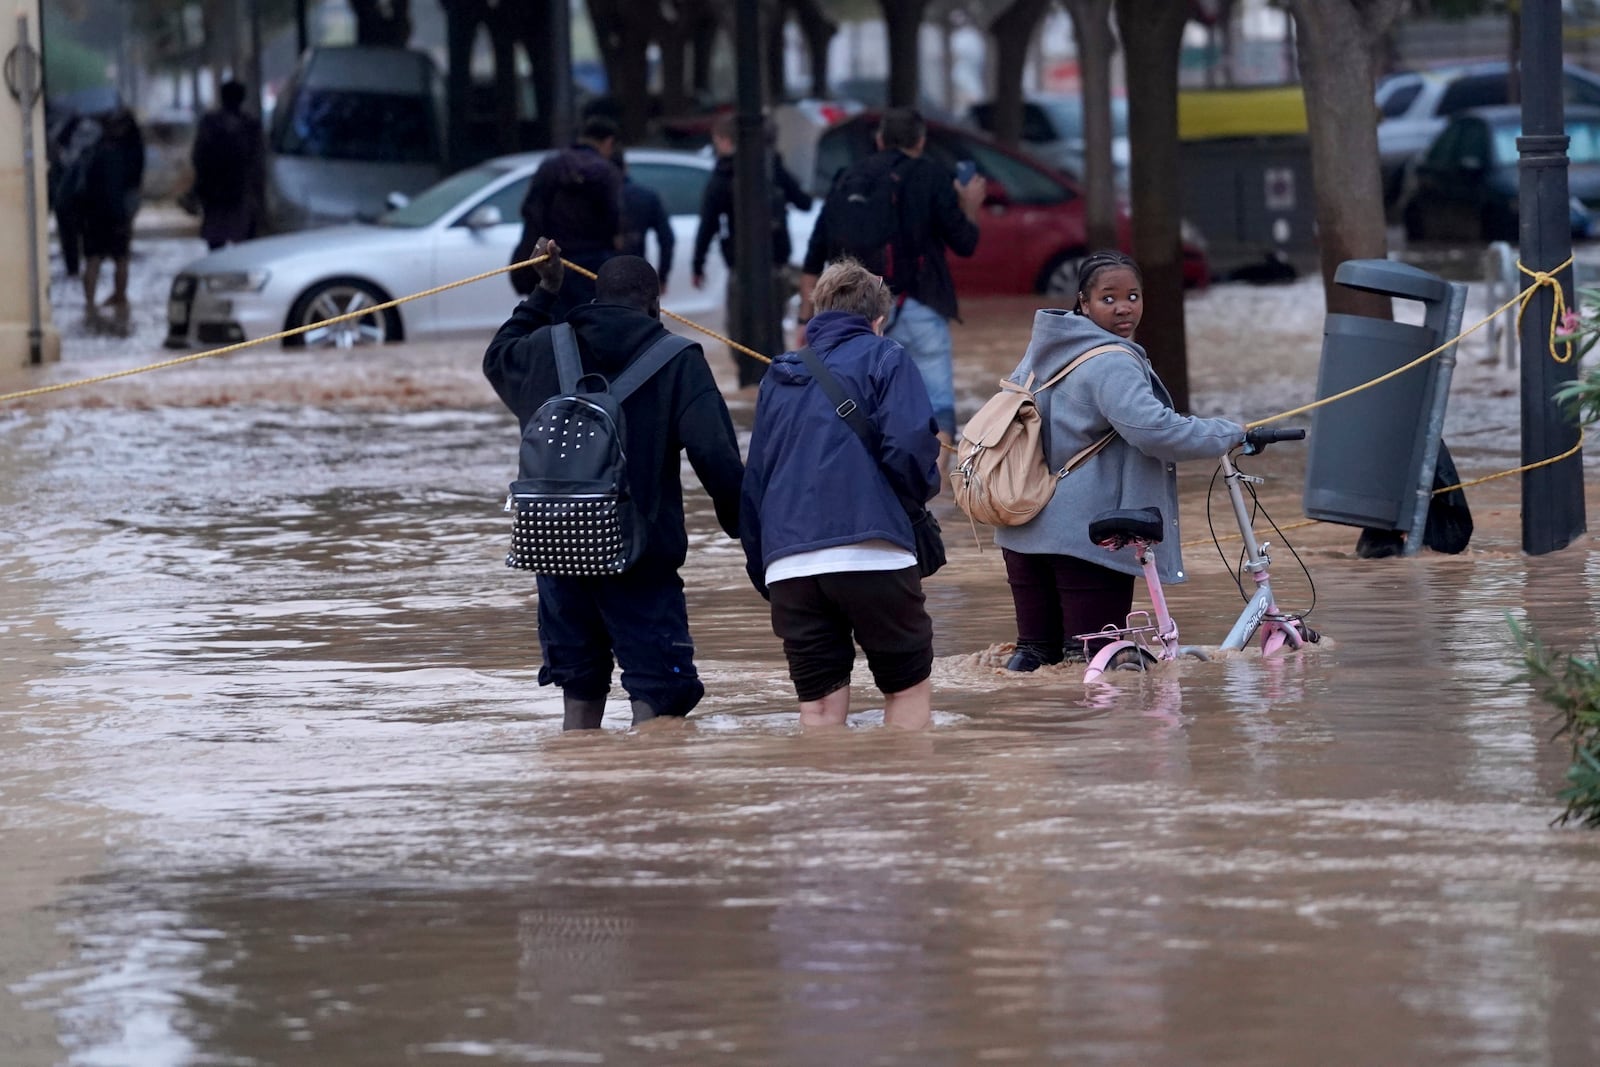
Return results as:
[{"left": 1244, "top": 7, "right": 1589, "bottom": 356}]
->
[{"left": 1561, "top": 309, "right": 1581, "bottom": 334}]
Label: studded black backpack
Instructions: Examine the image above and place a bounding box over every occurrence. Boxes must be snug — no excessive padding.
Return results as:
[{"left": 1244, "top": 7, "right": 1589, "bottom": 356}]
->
[{"left": 505, "top": 323, "right": 693, "bottom": 576}]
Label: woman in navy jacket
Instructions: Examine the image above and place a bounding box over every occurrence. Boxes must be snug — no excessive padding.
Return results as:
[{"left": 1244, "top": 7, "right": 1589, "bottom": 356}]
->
[{"left": 741, "top": 261, "right": 942, "bottom": 729}]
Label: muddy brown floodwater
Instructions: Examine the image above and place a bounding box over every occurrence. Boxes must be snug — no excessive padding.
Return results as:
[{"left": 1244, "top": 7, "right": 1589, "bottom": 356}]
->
[{"left": 4, "top": 278, "right": 1600, "bottom": 1065}]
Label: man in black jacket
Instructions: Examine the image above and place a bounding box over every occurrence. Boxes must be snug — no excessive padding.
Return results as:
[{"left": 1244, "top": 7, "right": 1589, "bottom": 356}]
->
[
  {"left": 508, "top": 116, "right": 624, "bottom": 308},
  {"left": 484, "top": 241, "right": 745, "bottom": 730},
  {"left": 799, "top": 108, "right": 984, "bottom": 463},
  {"left": 691, "top": 112, "right": 813, "bottom": 388}
]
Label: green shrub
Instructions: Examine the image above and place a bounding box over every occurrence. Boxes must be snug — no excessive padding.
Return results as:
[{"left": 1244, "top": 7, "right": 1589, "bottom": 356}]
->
[{"left": 1512, "top": 616, "right": 1600, "bottom": 827}]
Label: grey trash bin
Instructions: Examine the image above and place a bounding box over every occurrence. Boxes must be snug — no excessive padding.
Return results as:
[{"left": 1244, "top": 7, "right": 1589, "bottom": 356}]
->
[{"left": 1303, "top": 260, "right": 1464, "bottom": 535}]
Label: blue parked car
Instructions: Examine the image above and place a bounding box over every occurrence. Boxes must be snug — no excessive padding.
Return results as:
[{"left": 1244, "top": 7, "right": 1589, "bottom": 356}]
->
[{"left": 1400, "top": 104, "right": 1600, "bottom": 243}]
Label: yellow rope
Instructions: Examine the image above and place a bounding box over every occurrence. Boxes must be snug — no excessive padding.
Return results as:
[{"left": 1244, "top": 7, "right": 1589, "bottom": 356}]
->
[
  {"left": 0, "top": 253, "right": 560, "bottom": 404},
  {"left": 555, "top": 258, "right": 772, "bottom": 364},
  {"left": 1517, "top": 256, "right": 1577, "bottom": 364},
  {"left": 1245, "top": 254, "right": 1574, "bottom": 429},
  {"left": 0, "top": 251, "right": 778, "bottom": 405},
  {"left": 1181, "top": 430, "right": 1590, "bottom": 549},
  {"left": 2, "top": 243, "right": 1586, "bottom": 491}
]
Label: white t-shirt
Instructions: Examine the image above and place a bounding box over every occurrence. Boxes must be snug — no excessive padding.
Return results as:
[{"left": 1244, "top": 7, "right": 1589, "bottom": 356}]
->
[{"left": 765, "top": 539, "right": 916, "bottom": 585}]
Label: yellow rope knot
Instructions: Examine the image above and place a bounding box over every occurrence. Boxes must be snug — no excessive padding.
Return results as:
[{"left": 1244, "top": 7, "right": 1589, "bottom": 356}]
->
[{"left": 1516, "top": 254, "right": 1577, "bottom": 364}]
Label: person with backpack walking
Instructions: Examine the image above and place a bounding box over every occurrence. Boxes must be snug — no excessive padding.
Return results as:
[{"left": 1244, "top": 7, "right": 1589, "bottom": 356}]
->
[
  {"left": 484, "top": 239, "right": 745, "bottom": 730},
  {"left": 798, "top": 107, "right": 986, "bottom": 463},
  {"left": 994, "top": 251, "right": 1245, "bottom": 673},
  {"left": 740, "top": 259, "right": 943, "bottom": 730},
  {"left": 190, "top": 80, "right": 265, "bottom": 250},
  {"left": 508, "top": 116, "right": 624, "bottom": 310},
  {"left": 691, "top": 112, "right": 813, "bottom": 388}
]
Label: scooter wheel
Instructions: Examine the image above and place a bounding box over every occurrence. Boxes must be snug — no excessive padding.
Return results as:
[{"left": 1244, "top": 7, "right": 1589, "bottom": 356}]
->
[{"left": 1106, "top": 647, "right": 1158, "bottom": 672}]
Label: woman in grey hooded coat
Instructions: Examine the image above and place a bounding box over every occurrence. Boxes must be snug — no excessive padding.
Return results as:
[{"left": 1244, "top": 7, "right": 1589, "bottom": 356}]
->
[{"left": 996, "top": 251, "right": 1246, "bottom": 672}]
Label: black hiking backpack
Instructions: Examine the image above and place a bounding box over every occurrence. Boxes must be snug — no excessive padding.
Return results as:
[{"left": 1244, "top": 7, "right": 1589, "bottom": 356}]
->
[
  {"left": 504, "top": 323, "right": 693, "bottom": 576},
  {"left": 824, "top": 153, "right": 907, "bottom": 283}
]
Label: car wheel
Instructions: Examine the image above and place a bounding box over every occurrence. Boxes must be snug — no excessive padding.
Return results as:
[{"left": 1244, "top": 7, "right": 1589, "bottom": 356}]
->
[
  {"left": 1040, "top": 250, "right": 1088, "bottom": 298},
  {"left": 1401, "top": 201, "right": 1427, "bottom": 244},
  {"left": 284, "top": 278, "right": 400, "bottom": 349}
]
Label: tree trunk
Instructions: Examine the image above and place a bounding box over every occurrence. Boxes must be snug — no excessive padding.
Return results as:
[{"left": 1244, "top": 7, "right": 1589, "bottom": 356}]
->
[
  {"left": 791, "top": 0, "right": 837, "bottom": 97},
  {"left": 879, "top": 0, "right": 931, "bottom": 108},
  {"left": 987, "top": 0, "right": 1052, "bottom": 148},
  {"left": 1285, "top": 0, "right": 1407, "bottom": 319},
  {"left": 766, "top": 2, "right": 787, "bottom": 103},
  {"left": 1113, "top": 0, "right": 1189, "bottom": 412},
  {"left": 349, "top": 0, "right": 412, "bottom": 48},
  {"left": 689, "top": 12, "right": 721, "bottom": 98},
  {"left": 501, "top": 0, "right": 553, "bottom": 147},
  {"left": 587, "top": 0, "right": 655, "bottom": 142},
  {"left": 657, "top": 3, "right": 690, "bottom": 117},
  {"left": 440, "top": 0, "right": 482, "bottom": 168},
  {"left": 1063, "top": 0, "right": 1117, "bottom": 253}
]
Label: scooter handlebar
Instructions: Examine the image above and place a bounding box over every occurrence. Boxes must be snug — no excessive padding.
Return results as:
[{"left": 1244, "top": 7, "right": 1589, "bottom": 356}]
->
[{"left": 1242, "top": 427, "right": 1306, "bottom": 454}]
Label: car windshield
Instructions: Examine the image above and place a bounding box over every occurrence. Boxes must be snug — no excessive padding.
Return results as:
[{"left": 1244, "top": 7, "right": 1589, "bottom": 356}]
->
[
  {"left": 1492, "top": 120, "right": 1600, "bottom": 165},
  {"left": 380, "top": 163, "right": 513, "bottom": 228},
  {"left": 273, "top": 88, "right": 438, "bottom": 163}
]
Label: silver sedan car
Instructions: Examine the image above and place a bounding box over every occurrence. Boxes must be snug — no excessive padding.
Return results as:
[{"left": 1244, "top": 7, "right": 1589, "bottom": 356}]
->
[{"left": 165, "top": 148, "right": 818, "bottom": 350}]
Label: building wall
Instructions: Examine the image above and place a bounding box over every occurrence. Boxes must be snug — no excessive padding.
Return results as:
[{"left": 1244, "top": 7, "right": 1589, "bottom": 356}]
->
[{"left": 1, "top": 3, "right": 61, "bottom": 369}]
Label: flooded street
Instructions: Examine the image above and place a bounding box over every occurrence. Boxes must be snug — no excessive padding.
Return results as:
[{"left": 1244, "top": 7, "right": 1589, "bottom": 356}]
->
[{"left": 4, "top": 251, "right": 1600, "bottom": 1064}]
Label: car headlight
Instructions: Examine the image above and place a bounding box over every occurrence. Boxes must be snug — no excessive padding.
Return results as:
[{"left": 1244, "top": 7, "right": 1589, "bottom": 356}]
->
[
  {"left": 202, "top": 270, "right": 270, "bottom": 293},
  {"left": 1180, "top": 217, "right": 1207, "bottom": 251}
]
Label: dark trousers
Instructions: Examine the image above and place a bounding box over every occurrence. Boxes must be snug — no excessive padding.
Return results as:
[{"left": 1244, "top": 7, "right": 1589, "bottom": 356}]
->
[
  {"left": 56, "top": 206, "right": 83, "bottom": 276},
  {"left": 535, "top": 565, "right": 704, "bottom": 717},
  {"left": 1003, "top": 549, "right": 1135, "bottom": 658}
]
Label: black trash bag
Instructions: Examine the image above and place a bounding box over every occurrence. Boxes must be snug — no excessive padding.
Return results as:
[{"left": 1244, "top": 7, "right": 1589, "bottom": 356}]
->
[{"left": 1423, "top": 441, "right": 1473, "bottom": 554}]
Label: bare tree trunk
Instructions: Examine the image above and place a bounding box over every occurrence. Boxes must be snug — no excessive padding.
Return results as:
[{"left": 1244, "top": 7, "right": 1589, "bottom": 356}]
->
[
  {"left": 1114, "top": 0, "right": 1189, "bottom": 412},
  {"left": 587, "top": 0, "right": 655, "bottom": 142},
  {"left": 766, "top": 2, "right": 787, "bottom": 103},
  {"left": 1285, "top": 0, "right": 1407, "bottom": 319},
  {"left": 987, "top": 0, "right": 1052, "bottom": 148},
  {"left": 1063, "top": 0, "right": 1117, "bottom": 253},
  {"left": 440, "top": 0, "right": 481, "bottom": 167},
  {"left": 658, "top": 4, "right": 690, "bottom": 117},
  {"left": 348, "top": 0, "right": 413, "bottom": 48},
  {"left": 689, "top": 10, "right": 721, "bottom": 99},
  {"left": 791, "top": 0, "right": 837, "bottom": 97},
  {"left": 879, "top": 0, "right": 932, "bottom": 108}
]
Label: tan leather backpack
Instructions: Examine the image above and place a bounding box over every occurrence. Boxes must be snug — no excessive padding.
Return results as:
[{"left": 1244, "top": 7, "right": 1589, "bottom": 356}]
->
[{"left": 952, "top": 343, "right": 1128, "bottom": 527}]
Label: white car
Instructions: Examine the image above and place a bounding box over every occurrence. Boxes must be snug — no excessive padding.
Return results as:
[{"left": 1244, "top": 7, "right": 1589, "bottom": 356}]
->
[
  {"left": 1377, "top": 62, "right": 1600, "bottom": 207},
  {"left": 165, "top": 148, "right": 819, "bottom": 350}
]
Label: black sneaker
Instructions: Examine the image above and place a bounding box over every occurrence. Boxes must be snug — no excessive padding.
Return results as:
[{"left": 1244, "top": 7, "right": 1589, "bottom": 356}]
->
[{"left": 1005, "top": 644, "right": 1064, "bottom": 672}]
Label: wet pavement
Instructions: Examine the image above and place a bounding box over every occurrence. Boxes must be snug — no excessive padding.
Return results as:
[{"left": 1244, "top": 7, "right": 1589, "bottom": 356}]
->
[{"left": 4, "top": 236, "right": 1600, "bottom": 1065}]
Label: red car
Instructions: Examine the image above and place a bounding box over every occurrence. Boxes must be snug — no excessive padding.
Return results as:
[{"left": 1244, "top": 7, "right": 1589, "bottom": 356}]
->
[{"left": 811, "top": 112, "right": 1210, "bottom": 295}]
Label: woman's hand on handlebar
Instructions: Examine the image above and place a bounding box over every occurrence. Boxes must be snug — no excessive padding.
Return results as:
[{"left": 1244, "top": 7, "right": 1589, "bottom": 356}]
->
[{"left": 1242, "top": 427, "right": 1307, "bottom": 455}]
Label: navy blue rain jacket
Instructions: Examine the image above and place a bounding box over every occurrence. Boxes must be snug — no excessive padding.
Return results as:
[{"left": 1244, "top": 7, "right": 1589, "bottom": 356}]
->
[{"left": 740, "top": 310, "right": 941, "bottom": 595}]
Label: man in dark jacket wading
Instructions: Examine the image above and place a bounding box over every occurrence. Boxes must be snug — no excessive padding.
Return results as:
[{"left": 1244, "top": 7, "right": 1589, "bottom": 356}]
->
[
  {"left": 798, "top": 108, "right": 984, "bottom": 467},
  {"left": 484, "top": 241, "right": 745, "bottom": 730}
]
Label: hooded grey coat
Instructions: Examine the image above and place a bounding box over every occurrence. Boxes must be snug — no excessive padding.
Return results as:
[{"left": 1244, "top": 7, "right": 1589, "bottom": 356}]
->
[{"left": 991, "top": 308, "right": 1245, "bottom": 583}]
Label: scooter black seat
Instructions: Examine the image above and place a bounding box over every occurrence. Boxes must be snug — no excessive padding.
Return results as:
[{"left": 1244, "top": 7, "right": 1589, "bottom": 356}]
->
[{"left": 1088, "top": 507, "right": 1165, "bottom": 548}]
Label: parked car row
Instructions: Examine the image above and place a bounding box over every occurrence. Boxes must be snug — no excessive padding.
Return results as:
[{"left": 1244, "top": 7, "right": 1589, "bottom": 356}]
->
[
  {"left": 169, "top": 99, "right": 1209, "bottom": 351},
  {"left": 1399, "top": 104, "right": 1600, "bottom": 243},
  {"left": 1377, "top": 60, "right": 1600, "bottom": 210},
  {"left": 166, "top": 149, "right": 816, "bottom": 350}
]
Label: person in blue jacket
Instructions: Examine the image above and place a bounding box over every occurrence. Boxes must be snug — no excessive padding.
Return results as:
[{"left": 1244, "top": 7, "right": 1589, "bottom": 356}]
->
[{"left": 740, "top": 259, "right": 942, "bottom": 730}]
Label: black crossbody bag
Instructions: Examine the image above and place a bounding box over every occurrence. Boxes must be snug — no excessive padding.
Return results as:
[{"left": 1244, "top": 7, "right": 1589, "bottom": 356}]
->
[{"left": 794, "top": 346, "right": 946, "bottom": 579}]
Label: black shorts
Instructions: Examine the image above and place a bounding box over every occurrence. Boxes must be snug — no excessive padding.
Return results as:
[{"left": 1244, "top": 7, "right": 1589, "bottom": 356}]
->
[{"left": 768, "top": 566, "right": 934, "bottom": 702}]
